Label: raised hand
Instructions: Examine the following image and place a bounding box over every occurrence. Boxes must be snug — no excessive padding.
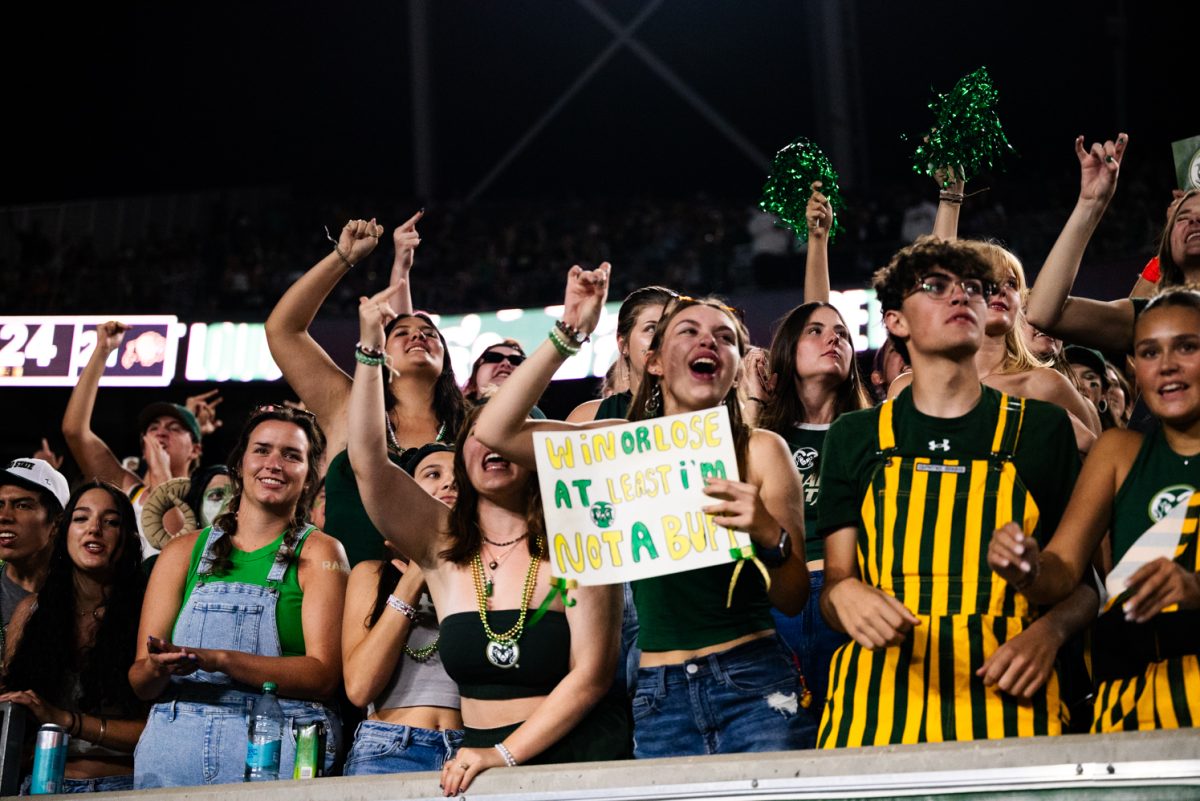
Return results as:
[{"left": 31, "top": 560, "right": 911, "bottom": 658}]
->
[
  {"left": 142, "top": 433, "right": 173, "bottom": 486},
  {"left": 95, "top": 320, "right": 130, "bottom": 353},
  {"left": 988, "top": 522, "right": 1041, "bottom": 590},
  {"left": 1121, "top": 557, "right": 1200, "bottom": 623},
  {"left": 1075, "top": 133, "right": 1128, "bottom": 206},
  {"left": 338, "top": 218, "right": 386, "bottom": 265},
  {"left": 185, "top": 389, "right": 224, "bottom": 436},
  {"left": 357, "top": 284, "right": 404, "bottom": 347},
  {"left": 806, "top": 181, "right": 834, "bottom": 239},
  {"left": 742, "top": 347, "right": 775, "bottom": 401},
  {"left": 392, "top": 209, "right": 424, "bottom": 277},
  {"left": 933, "top": 164, "right": 965, "bottom": 195},
  {"left": 33, "top": 437, "right": 64, "bottom": 468},
  {"left": 562, "top": 262, "right": 611, "bottom": 336}
]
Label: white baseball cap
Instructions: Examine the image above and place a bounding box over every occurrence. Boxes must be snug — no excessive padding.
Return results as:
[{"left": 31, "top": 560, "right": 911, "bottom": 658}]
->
[{"left": 0, "top": 458, "right": 71, "bottom": 512}]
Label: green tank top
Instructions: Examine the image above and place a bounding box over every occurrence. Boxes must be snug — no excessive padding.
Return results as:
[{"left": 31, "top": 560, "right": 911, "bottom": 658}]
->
[
  {"left": 177, "top": 527, "right": 308, "bottom": 656},
  {"left": 594, "top": 391, "right": 632, "bottom": 421},
  {"left": 324, "top": 449, "right": 403, "bottom": 567},
  {"left": 632, "top": 561, "right": 774, "bottom": 652},
  {"left": 1111, "top": 424, "right": 1200, "bottom": 564},
  {"left": 781, "top": 424, "right": 828, "bottom": 562}
]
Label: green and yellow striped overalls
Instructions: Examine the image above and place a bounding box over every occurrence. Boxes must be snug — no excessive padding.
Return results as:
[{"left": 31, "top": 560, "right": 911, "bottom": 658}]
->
[
  {"left": 818, "top": 393, "right": 1062, "bottom": 747},
  {"left": 1092, "top": 491, "right": 1200, "bottom": 732}
]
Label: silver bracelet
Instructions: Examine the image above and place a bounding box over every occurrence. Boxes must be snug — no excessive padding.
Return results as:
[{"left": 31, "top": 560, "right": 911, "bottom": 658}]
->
[
  {"left": 386, "top": 594, "right": 418, "bottom": 620},
  {"left": 494, "top": 742, "right": 517, "bottom": 767}
]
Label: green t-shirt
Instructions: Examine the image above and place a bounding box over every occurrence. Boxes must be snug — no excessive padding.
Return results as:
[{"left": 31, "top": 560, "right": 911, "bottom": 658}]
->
[
  {"left": 1111, "top": 424, "right": 1200, "bottom": 565},
  {"left": 817, "top": 386, "right": 1080, "bottom": 542},
  {"left": 781, "top": 423, "right": 829, "bottom": 562},
  {"left": 176, "top": 527, "right": 307, "bottom": 657}
]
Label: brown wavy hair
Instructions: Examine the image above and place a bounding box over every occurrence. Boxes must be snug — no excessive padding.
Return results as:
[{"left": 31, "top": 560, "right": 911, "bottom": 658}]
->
[
  {"left": 1157, "top": 190, "right": 1199, "bottom": 288},
  {"left": 439, "top": 407, "right": 545, "bottom": 565},
  {"left": 757, "top": 302, "right": 869, "bottom": 436},
  {"left": 208, "top": 406, "right": 326, "bottom": 576},
  {"left": 627, "top": 296, "right": 751, "bottom": 474}
]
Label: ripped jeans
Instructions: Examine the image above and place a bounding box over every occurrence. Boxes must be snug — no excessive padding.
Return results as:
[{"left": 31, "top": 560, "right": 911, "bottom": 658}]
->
[{"left": 631, "top": 635, "right": 817, "bottom": 758}]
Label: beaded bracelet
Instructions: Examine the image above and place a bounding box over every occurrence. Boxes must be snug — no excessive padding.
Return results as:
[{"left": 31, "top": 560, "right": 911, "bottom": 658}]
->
[
  {"left": 355, "top": 342, "right": 387, "bottom": 366},
  {"left": 548, "top": 327, "right": 580, "bottom": 358},
  {"left": 494, "top": 742, "right": 518, "bottom": 767},
  {"left": 386, "top": 594, "right": 418, "bottom": 620},
  {"left": 323, "top": 225, "right": 356, "bottom": 269}
]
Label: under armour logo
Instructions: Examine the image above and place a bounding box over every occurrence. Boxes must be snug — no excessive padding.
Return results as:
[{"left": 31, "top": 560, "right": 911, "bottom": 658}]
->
[{"left": 929, "top": 439, "right": 950, "bottom": 451}]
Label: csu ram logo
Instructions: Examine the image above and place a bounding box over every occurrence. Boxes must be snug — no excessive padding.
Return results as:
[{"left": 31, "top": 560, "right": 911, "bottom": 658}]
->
[
  {"left": 590, "top": 501, "right": 615, "bottom": 527},
  {"left": 792, "top": 447, "right": 818, "bottom": 472},
  {"left": 1148, "top": 486, "right": 1194, "bottom": 522}
]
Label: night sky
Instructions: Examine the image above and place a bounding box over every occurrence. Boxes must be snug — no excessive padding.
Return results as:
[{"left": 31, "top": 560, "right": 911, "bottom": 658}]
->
[{"left": 6, "top": 0, "right": 1194, "bottom": 205}]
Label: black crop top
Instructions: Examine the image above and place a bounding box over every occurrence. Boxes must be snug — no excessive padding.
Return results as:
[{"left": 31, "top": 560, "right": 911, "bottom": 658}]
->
[{"left": 439, "top": 610, "right": 570, "bottom": 700}]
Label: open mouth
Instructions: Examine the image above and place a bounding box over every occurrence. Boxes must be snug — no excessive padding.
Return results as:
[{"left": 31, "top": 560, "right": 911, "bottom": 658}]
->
[
  {"left": 258, "top": 476, "right": 286, "bottom": 489},
  {"left": 482, "top": 452, "right": 510, "bottom": 472},
  {"left": 689, "top": 355, "right": 719, "bottom": 379},
  {"left": 0, "top": 532, "right": 17, "bottom": 546},
  {"left": 1159, "top": 382, "right": 1189, "bottom": 398},
  {"left": 988, "top": 302, "right": 1009, "bottom": 313},
  {"left": 1186, "top": 231, "right": 1200, "bottom": 244},
  {"left": 81, "top": 541, "right": 107, "bottom": 555}
]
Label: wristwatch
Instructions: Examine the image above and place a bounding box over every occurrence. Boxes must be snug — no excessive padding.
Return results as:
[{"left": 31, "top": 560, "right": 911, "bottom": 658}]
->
[
  {"left": 758, "top": 530, "right": 791, "bottom": 568},
  {"left": 555, "top": 320, "right": 589, "bottom": 345}
]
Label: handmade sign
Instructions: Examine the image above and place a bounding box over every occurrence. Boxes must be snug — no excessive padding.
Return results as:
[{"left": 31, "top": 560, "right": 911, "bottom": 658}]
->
[
  {"left": 1103, "top": 488, "right": 1197, "bottom": 613},
  {"left": 533, "top": 406, "right": 751, "bottom": 585}
]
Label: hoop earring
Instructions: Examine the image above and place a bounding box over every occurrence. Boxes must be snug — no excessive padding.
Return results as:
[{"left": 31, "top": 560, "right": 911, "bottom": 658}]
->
[
  {"left": 1097, "top": 398, "right": 1109, "bottom": 415},
  {"left": 645, "top": 383, "right": 662, "bottom": 416}
]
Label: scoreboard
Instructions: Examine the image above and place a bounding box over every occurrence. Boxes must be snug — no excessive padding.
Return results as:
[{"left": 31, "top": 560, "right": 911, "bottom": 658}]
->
[{"left": 0, "top": 316, "right": 185, "bottom": 387}]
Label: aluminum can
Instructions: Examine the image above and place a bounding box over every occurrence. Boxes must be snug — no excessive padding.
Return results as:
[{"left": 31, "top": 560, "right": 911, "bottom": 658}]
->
[
  {"left": 291, "top": 721, "right": 325, "bottom": 779},
  {"left": 30, "top": 724, "right": 69, "bottom": 795}
]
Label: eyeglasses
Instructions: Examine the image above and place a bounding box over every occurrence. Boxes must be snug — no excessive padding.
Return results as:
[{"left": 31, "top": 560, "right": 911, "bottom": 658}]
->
[
  {"left": 252, "top": 403, "right": 317, "bottom": 421},
  {"left": 908, "top": 274, "right": 993, "bottom": 302},
  {"left": 478, "top": 351, "right": 526, "bottom": 367}
]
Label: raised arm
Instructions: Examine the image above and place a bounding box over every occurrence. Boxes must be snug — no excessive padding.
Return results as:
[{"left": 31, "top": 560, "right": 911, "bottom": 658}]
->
[
  {"left": 346, "top": 286, "right": 450, "bottom": 567},
  {"left": 804, "top": 182, "right": 833, "bottom": 303},
  {"left": 389, "top": 210, "right": 423, "bottom": 316},
  {"left": 931, "top": 166, "right": 964, "bottom": 242},
  {"left": 441, "top": 582, "right": 621, "bottom": 795},
  {"left": 1025, "top": 134, "right": 1133, "bottom": 350},
  {"left": 61, "top": 321, "right": 140, "bottom": 492},
  {"left": 475, "top": 264, "right": 614, "bottom": 469},
  {"left": 264, "top": 218, "right": 385, "bottom": 453},
  {"left": 341, "top": 559, "right": 422, "bottom": 707}
]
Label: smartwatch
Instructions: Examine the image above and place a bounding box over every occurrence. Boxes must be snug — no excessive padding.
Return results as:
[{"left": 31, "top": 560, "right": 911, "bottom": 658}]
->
[{"left": 758, "top": 529, "right": 791, "bottom": 568}]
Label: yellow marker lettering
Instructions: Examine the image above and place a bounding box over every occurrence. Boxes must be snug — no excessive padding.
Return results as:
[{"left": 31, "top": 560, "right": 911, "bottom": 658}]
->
[
  {"left": 591, "top": 432, "right": 616, "bottom": 463},
  {"left": 670, "top": 420, "right": 689, "bottom": 448},
  {"left": 585, "top": 534, "right": 604, "bottom": 569},
  {"left": 652, "top": 422, "right": 671, "bottom": 452},
  {"left": 554, "top": 532, "right": 585, "bottom": 573},
  {"left": 684, "top": 510, "right": 712, "bottom": 552},
  {"left": 545, "top": 438, "right": 574, "bottom": 470},
  {"left": 620, "top": 472, "right": 634, "bottom": 503},
  {"left": 663, "top": 514, "right": 689, "bottom": 560},
  {"left": 601, "top": 530, "right": 624, "bottom": 567},
  {"left": 654, "top": 464, "right": 673, "bottom": 495},
  {"left": 703, "top": 410, "right": 721, "bottom": 447},
  {"left": 605, "top": 478, "right": 620, "bottom": 504}
]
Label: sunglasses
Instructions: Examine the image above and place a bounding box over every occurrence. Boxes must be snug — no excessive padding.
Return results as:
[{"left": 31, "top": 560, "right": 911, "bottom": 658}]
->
[
  {"left": 252, "top": 403, "right": 317, "bottom": 421},
  {"left": 478, "top": 351, "right": 526, "bottom": 367}
]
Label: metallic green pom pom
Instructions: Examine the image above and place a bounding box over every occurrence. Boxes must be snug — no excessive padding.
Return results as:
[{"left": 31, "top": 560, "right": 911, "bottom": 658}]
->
[
  {"left": 911, "top": 66, "right": 1015, "bottom": 184},
  {"left": 759, "top": 136, "right": 845, "bottom": 243}
]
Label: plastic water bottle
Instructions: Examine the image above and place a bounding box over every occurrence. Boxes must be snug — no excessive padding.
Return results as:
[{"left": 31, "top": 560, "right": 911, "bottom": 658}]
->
[{"left": 244, "top": 682, "right": 284, "bottom": 782}]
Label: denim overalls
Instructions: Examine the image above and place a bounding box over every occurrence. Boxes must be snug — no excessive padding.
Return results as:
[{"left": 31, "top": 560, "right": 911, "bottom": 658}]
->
[{"left": 134, "top": 525, "right": 340, "bottom": 788}]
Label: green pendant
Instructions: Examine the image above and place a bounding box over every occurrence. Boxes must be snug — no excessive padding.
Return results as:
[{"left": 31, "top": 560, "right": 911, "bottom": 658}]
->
[{"left": 485, "top": 578, "right": 494, "bottom": 597}]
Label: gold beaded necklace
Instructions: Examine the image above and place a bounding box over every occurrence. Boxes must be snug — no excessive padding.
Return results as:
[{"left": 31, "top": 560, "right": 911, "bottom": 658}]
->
[{"left": 471, "top": 536, "right": 542, "bottom": 669}]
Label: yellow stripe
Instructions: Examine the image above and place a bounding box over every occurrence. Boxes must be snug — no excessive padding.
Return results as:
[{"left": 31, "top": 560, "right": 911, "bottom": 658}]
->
[
  {"left": 989, "top": 464, "right": 1016, "bottom": 616},
  {"left": 989, "top": 393, "right": 1010, "bottom": 453},
  {"left": 845, "top": 646, "right": 874, "bottom": 747},
  {"left": 960, "top": 463, "right": 986, "bottom": 614},
  {"left": 925, "top": 618, "right": 943, "bottom": 742},
  {"left": 1135, "top": 666, "right": 1157, "bottom": 729},
  {"left": 901, "top": 459, "right": 927, "bottom": 606},
  {"left": 873, "top": 639, "right": 902, "bottom": 745},
  {"left": 900, "top": 622, "right": 928, "bottom": 744},
  {"left": 861, "top": 483, "right": 877, "bottom": 584},
  {"left": 952, "top": 616, "right": 974, "bottom": 739},
  {"left": 1154, "top": 660, "right": 1180, "bottom": 730},
  {"left": 822, "top": 643, "right": 854, "bottom": 747},
  {"left": 1183, "top": 656, "right": 1200, "bottom": 722},
  {"left": 1011, "top": 617, "right": 1035, "bottom": 737},
  {"left": 878, "top": 399, "right": 896, "bottom": 451},
  {"left": 981, "top": 621, "right": 1006, "bottom": 739},
  {"left": 930, "top": 464, "right": 957, "bottom": 616}
]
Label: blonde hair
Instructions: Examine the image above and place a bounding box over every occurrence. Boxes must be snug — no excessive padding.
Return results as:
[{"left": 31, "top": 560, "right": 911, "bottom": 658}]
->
[{"left": 964, "top": 240, "right": 1048, "bottom": 375}]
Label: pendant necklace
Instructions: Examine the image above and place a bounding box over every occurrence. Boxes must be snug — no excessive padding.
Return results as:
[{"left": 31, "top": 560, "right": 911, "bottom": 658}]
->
[
  {"left": 472, "top": 536, "right": 542, "bottom": 669},
  {"left": 482, "top": 533, "right": 529, "bottom": 596}
]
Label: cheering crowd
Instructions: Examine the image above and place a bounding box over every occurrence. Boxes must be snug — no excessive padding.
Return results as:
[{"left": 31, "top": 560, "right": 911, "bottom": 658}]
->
[{"left": 0, "top": 132, "right": 1197, "bottom": 794}]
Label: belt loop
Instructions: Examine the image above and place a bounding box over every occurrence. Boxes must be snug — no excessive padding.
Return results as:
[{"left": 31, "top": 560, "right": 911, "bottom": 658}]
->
[
  {"left": 398, "top": 725, "right": 412, "bottom": 749},
  {"left": 168, "top": 699, "right": 177, "bottom": 721}
]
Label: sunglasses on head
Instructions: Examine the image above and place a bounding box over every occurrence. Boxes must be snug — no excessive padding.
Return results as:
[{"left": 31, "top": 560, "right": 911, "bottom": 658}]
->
[
  {"left": 666, "top": 295, "right": 745, "bottom": 321},
  {"left": 478, "top": 350, "right": 526, "bottom": 367},
  {"left": 252, "top": 403, "right": 317, "bottom": 421}
]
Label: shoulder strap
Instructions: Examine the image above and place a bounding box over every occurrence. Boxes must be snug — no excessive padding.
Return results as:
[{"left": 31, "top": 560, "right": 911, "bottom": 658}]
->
[
  {"left": 266, "top": 524, "right": 316, "bottom": 584},
  {"left": 875, "top": 399, "right": 898, "bottom": 461},
  {"left": 195, "top": 525, "right": 224, "bottom": 576},
  {"left": 989, "top": 393, "right": 1025, "bottom": 463}
]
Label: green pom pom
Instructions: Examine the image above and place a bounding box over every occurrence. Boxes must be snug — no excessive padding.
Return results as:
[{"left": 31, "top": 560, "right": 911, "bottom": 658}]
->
[
  {"left": 759, "top": 136, "right": 845, "bottom": 243},
  {"left": 911, "top": 66, "right": 1015, "bottom": 184}
]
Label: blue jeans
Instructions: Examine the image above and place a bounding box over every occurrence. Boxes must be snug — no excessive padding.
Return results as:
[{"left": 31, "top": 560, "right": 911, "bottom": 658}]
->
[
  {"left": 135, "top": 691, "right": 340, "bottom": 787},
  {"left": 631, "top": 635, "right": 817, "bottom": 758},
  {"left": 344, "top": 720, "right": 463, "bottom": 775},
  {"left": 770, "top": 568, "right": 849, "bottom": 744},
  {"left": 21, "top": 773, "right": 134, "bottom": 794}
]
